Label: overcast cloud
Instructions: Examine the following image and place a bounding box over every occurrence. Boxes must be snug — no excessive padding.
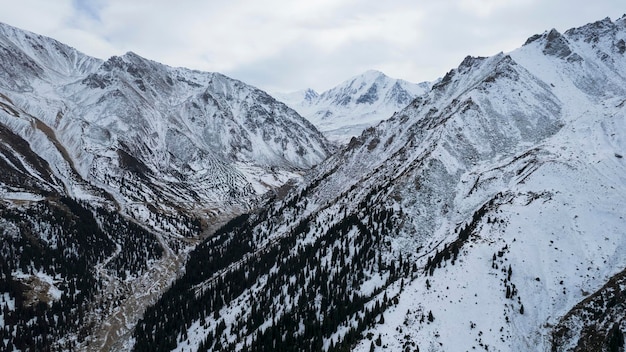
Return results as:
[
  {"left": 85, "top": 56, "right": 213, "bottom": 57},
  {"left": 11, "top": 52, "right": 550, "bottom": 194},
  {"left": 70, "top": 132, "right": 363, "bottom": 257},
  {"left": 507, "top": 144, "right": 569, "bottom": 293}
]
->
[{"left": 0, "top": 0, "right": 623, "bottom": 92}]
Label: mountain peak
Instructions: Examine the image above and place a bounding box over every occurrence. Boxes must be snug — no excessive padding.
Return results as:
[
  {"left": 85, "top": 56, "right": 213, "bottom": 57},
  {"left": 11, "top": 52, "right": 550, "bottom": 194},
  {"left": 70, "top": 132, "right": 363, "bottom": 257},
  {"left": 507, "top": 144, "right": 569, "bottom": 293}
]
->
[
  {"left": 345, "top": 69, "right": 390, "bottom": 87},
  {"left": 0, "top": 17, "right": 332, "bottom": 225},
  {"left": 360, "top": 69, "right": 387, "bottom": 79},
  {"left": 522, "top": 28, "right": 575, "bottom": 59},
  {"left": 303, "top": 88, "right": 319, "bottom": 101},
  {"left": 544, "top": 28, "right": 572, "bottom": 58},
  {"left": 122, "top": 50, "right": 143, "bottom": 60},
  {"left": 273, "top": 70, "right": 430, "bottom": 143},
  {"left": 0, "top": 21, "right": 101, "bottom": 89}
]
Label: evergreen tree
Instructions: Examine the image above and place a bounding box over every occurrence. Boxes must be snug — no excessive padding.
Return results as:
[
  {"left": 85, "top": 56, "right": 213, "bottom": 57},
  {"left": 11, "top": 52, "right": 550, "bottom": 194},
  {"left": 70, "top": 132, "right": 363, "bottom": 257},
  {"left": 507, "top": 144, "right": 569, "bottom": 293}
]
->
[
  {"left": 427, "top": 311, "right": 434, "bottom": 323},
  {"left": 607, "top": 323, "right": 624, "bottom": 352}
]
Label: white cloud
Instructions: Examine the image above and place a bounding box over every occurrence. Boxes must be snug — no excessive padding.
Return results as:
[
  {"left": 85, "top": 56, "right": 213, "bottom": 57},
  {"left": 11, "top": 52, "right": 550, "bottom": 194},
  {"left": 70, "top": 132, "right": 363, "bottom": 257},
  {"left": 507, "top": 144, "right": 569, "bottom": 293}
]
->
[
  {"left": 456, "top": 0, "right": 536, "bottom": 18},
  {"left": 0, "top": 0, "right": 74, "bottom": 34},
  {"left": 0, "top": 0, "right": 624, "bottom": 92}
]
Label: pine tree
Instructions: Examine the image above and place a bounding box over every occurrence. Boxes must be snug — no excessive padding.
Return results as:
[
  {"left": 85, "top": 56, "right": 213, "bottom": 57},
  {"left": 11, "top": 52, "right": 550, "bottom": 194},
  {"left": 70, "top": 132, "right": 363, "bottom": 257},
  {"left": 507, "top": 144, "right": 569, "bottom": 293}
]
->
[{"left": 607, "top": 323, "right": 624, "bottom": 352}]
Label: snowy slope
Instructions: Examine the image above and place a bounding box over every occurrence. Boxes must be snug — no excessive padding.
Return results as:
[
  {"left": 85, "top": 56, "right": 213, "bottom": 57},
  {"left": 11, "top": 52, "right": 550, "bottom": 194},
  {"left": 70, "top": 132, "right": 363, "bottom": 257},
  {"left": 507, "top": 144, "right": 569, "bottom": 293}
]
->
[
  {"left": 344, "top": 16, "right": 626, "bottom": 352},
  {"left": 275, "top": 70, "right": 430, "bottom": 144},
  {"left": 0, "top": 22, "right": 331, "bottom": 224},
  {"left": 0, "top": 21, "right": 332, "bottom": 351},
  {"left": 136, "top": 16, "right": 626, "bottom": 352}
]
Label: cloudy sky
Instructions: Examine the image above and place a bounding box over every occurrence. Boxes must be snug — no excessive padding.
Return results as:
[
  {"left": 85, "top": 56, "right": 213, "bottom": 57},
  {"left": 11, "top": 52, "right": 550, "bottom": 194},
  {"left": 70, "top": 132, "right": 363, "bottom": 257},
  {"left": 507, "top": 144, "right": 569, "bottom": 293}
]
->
[{"left": 0, "top": 0, "right": 623, "bottom": 93}]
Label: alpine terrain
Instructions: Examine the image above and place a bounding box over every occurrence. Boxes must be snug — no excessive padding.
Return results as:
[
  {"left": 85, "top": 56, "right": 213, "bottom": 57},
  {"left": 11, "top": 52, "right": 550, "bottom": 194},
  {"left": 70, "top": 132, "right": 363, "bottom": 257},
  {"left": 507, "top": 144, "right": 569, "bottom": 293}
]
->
[
  {"left": 1, "top": 13, "right": 626, "bottom": 352},
  {"left": 133, "top": 16, "right": 626, "bottom": 352},
  {"left": 0, "top": 22, "right": 331, "bottom": 351},
  {"left": 274, "top": 70, "right": 430, "bottom": 144}
]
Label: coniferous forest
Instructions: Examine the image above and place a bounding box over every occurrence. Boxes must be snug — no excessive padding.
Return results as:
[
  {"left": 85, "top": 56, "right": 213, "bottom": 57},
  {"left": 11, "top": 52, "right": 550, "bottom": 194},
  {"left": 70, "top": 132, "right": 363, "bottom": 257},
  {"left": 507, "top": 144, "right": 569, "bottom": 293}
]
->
[
  {"left": 0, "top": 197, "right": 164, "bottom": 351},
  {"left": 134, "top": 177, "right": 425, "bottom": 352}
]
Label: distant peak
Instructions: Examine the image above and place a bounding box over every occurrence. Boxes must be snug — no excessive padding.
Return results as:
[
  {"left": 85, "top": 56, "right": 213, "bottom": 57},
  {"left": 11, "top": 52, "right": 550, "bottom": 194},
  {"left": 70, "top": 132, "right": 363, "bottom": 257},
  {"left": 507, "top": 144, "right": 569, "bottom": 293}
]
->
[
  {"left": 523, "top": 33, "right": 543, "bottom": 46},
  {"left": 524, "top": 28, "right": 564, "bottom": 46},
  {"left": 122, "top": 51, "right": 149, "bottom": 62},
  {"left": 565, "top": 16, "right": 619, "bottom": 41},
  {"left": 523, "top": 28, "right": 574, "bottom": 59},
  {"left": 459, "top": 55, "right": 487, "bottom": 69},
  {"left": 544, "top": 29, "right": 573, "bottom": 58},
  {"left": 361, "top": 69, "right": 387, "bottom": 79},
  {"left": 303, "top": 88, "right": 319, "bottom": 100}
]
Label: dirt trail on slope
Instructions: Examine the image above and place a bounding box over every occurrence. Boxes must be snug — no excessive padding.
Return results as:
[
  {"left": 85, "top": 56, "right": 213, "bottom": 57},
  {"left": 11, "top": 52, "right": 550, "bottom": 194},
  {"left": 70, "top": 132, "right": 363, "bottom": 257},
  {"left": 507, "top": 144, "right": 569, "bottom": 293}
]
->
[
  {"left": 86, "top": 244, "right": 184, "bottom": 352},
  {"left": 31, "top": 118, "right": 77, "bottom": 174},
  {"left": 26, "top": 110, "right": 122, "bottom": 210}
]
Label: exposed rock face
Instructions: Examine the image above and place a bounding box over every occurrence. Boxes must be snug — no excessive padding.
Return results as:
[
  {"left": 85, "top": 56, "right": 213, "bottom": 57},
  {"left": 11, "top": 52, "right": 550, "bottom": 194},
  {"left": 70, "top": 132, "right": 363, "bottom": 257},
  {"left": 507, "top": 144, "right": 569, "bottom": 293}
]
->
[{"left": 544, "top": 29, "right": 573, "bottom": 58}]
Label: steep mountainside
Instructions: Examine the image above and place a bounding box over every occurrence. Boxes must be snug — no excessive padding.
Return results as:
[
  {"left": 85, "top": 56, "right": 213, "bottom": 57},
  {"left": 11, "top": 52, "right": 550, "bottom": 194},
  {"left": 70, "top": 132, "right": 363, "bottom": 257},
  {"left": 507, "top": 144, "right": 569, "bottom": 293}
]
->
[
  {"left": 274, "top": 70, "right": 430, "bottom": 144},
  {"left": 135, "top": 16, "right": 626, "bottom": 352},
  {"left": 0, "top": 21, "right": 331, "bottom": 221},
  {"left": 0, "top": 22, "right": 331, "bottom": 351}
]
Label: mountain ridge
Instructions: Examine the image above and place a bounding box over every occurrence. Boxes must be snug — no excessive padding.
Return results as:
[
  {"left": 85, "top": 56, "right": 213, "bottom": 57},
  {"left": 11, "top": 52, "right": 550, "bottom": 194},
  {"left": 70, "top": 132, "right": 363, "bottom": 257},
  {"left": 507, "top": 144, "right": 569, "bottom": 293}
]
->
[
  {"left": 0, "top": 20, "right": 333, "bottom": 216},
  {"left": 0, "top": 20, "right": 332, "bottom": 351},
  {"left": 135, "top": 15, "right": 626, "bottom": 352}
]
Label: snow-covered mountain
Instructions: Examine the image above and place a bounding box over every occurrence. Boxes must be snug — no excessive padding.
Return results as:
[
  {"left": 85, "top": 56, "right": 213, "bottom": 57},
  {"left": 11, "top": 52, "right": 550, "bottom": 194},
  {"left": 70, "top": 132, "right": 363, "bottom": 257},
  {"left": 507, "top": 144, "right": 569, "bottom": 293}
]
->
[
  {"left": 136, "top": 16, "right": 626, "bottom": 352},
  {"left": 274, "top": 70, "right": 430, "bottom": 144},
  {"left": 0, "top": 22, "right": 331, "bottom": 351},
  {"left": 0, "top": 21, "right": 331, "bottom": 221}
]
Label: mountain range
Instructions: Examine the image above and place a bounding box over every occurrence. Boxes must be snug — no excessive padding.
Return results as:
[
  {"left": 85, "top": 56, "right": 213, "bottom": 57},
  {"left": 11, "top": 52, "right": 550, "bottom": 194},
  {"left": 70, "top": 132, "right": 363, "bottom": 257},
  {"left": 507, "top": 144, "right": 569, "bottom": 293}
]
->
[
  {"left": 0, "top": 21, "right": 330, "bottom": 351},
  {"left": 273, "top": 70, "right": 430, "bottom": 144},
  {"left": 135, "top": 15, "right": 626, "bottom": 352},
  {"left": 1, "top": 14, "right": 626, "bottom": 352}
]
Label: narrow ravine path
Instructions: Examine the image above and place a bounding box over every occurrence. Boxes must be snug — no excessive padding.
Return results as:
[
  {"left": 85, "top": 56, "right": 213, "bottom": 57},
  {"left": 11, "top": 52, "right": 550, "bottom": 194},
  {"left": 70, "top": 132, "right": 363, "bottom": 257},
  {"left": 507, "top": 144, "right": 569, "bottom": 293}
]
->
[{"left": 81, "top": 210, "right": 244, "bottom": 352}]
